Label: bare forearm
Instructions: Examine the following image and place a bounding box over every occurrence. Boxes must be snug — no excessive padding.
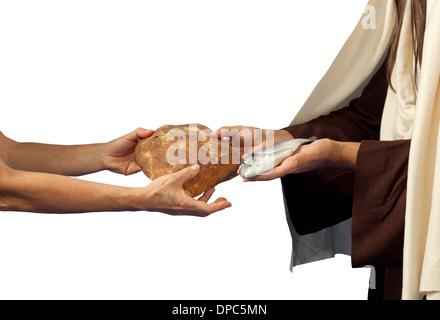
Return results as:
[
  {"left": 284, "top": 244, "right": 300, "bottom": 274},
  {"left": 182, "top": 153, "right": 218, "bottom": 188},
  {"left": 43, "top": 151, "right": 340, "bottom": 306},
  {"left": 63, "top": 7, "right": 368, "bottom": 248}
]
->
[
  {"left": 0, "top": 168, "right": 142, "bottom": 213},
  {"left": 8, "top": 141, "right": 106, "bottom": 176},
  {"left": 0, "top": 164, "right": 231, "bottom": 216}
]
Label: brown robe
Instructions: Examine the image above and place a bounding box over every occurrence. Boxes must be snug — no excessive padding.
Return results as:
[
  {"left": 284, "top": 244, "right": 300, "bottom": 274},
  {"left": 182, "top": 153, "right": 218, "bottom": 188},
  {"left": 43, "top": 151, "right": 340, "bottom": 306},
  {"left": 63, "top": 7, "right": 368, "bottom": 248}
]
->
[{"left": 281, "top": 56, "right": 410, "bottom": 300}]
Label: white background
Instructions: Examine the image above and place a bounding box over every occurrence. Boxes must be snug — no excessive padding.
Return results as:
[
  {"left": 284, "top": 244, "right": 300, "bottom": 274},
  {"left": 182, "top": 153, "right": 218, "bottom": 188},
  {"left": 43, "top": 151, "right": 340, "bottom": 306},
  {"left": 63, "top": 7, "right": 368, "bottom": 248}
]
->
[{"left": 0, "top": 0, "right": 371, "bottom": 299}]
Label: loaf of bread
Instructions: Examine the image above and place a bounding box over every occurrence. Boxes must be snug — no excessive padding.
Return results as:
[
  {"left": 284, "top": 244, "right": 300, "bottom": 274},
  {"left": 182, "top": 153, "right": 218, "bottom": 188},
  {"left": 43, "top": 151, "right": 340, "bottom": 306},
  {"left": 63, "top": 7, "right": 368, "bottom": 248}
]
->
[{"left": 134, "top": 124, "right": 239, "bottom": 197}]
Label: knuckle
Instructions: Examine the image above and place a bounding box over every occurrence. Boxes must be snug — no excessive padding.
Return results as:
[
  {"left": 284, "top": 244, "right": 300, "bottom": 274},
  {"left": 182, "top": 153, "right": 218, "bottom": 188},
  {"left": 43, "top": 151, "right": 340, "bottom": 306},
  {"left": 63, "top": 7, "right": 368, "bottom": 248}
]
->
[{"left": 290, "top": 158, "right": 299, "bottom": 170}]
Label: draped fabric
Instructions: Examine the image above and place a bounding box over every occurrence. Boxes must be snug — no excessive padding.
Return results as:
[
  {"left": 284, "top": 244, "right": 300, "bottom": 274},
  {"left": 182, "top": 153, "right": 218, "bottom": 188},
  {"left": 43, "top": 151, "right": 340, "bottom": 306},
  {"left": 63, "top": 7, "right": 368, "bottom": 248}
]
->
[{"left": 284, "top": 0, "right": 440, "bottom": 300}]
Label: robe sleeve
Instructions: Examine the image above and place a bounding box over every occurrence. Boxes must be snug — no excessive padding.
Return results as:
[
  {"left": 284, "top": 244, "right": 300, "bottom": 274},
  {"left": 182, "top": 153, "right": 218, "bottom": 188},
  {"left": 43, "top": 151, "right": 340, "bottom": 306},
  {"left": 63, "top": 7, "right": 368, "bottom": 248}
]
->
[
  {"left": 351, "top": 140, "right": 409, "bottom": 268},
  {"left": 281, "top": 56, "right": 409, "bottom": 268}
]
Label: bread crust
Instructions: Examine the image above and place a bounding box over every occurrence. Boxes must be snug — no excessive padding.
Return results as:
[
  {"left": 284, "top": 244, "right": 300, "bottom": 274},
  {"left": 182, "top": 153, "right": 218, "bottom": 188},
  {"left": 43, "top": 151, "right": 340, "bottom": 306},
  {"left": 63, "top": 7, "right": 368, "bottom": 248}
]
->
[{"left": 134, "top": 124, "right": 239, "bottom": 197}]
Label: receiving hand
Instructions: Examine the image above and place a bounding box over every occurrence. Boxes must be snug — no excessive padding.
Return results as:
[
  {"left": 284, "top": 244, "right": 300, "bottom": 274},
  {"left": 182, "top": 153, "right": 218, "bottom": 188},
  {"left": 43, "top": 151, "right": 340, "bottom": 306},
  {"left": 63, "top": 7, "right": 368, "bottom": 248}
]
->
[
  {"left": 143, "top": 165, "right": 232, "bottom": 217},
  {"left": 103, "top": 128, "right": 154, "bottom": 175}
]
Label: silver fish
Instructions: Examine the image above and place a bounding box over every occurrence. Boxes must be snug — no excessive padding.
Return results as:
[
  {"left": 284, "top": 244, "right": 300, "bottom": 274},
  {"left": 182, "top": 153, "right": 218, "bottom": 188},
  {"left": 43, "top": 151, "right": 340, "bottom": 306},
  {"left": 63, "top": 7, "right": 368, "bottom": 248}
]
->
[{"left": 238, "top": 137, "right": 317, "bottom": 179}]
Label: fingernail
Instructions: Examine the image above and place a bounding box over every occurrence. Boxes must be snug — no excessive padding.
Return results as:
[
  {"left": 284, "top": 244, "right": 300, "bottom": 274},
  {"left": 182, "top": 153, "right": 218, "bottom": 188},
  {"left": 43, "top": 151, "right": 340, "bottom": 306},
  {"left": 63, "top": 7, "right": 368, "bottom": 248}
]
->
[{"left": 191, "top": 164, "right": 200, "bottom": 171}]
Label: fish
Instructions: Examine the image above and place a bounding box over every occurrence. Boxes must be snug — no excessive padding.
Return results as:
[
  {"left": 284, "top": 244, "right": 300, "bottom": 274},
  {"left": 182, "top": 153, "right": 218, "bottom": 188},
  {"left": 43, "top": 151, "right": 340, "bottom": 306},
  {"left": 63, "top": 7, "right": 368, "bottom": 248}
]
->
[{"left": 238, "top": 137, "right": 317, "bottom": 179}]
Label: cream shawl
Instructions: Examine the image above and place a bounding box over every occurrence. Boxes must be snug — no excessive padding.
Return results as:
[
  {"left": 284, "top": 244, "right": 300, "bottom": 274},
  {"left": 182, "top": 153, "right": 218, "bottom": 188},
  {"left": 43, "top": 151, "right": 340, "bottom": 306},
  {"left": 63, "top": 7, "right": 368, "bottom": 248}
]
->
[{"left": 287, "top": 0, "right": 440, "bottom": 300}]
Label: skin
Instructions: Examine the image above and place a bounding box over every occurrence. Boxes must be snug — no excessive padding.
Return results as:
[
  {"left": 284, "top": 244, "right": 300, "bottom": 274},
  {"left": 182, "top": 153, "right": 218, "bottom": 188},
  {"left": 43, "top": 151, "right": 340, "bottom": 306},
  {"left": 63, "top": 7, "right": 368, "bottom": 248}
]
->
[
  {"left": 212, "top": 126, "right": 360, "bottom": 181},
  {"left": 0, "top": 129, "right": 231, "bottom": 217}
]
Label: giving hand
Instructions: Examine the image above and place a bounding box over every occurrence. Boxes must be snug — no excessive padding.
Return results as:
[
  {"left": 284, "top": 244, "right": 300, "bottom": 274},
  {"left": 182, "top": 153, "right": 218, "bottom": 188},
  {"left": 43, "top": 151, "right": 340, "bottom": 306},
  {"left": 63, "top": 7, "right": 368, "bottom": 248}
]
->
[
  {"left": 211, "top": 125, "right": 294, "bottom": 158},
  {"left": 244, "top": 139, "right": 360, "bottom": 181}
]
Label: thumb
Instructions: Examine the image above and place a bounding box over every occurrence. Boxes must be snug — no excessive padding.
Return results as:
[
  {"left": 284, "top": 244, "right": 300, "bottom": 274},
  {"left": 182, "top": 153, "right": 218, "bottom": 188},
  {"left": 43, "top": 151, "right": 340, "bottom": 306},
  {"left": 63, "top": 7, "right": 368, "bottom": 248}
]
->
[
  {"left": 173, "top": 164, "right": 200, "bottom": 185},
  {"left": 133, "top": 128, "right": 154, "bottom": 141},
  {"left": 286, "top": 147, "right": 311, "bottom": 172}
]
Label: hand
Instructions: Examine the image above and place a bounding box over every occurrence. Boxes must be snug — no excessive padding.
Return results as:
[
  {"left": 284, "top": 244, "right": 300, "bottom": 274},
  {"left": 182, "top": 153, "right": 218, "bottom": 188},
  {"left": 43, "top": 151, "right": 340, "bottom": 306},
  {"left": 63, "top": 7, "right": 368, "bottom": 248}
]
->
[
  {"left": 143, "top": 165, "right": 232, "bottom": 217},
  {"left": 245, "top": 139, "right": 360, "bottom": 182},
  {"left": 103, "top": 128, "right": 154, "bottom": 175},
  {"left": 211, "top": 125, "right": 294, "bottom": 158}
]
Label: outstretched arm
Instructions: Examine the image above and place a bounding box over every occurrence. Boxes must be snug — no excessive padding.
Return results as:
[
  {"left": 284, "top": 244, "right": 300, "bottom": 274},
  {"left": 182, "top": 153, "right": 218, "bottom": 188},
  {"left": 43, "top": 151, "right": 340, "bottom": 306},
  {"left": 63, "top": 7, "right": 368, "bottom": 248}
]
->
[
  {"left": 0, "top": 128, "right": 152, "bottom": 176},
  {"left": 0, "top": 159, "right": 231, "bottom": 216}
]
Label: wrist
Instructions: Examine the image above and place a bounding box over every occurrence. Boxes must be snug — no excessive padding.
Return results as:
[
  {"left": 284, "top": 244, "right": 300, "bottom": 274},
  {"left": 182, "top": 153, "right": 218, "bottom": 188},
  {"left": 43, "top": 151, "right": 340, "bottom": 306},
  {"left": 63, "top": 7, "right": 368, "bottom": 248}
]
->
[
  {"left": 100, "top": 142, "right": 114, "bottom": 172},
  {"left": 274, "top": 129, "right": 294, "bottom": 144},
  {"left": 121, "top": 186, "right": 147, "bottom": 212},
  {"left": 332, "top": 141, "right": 360, "bottom": 169},
  {"left": 0, "top": 132, "right": 18, "bottom": 166}
]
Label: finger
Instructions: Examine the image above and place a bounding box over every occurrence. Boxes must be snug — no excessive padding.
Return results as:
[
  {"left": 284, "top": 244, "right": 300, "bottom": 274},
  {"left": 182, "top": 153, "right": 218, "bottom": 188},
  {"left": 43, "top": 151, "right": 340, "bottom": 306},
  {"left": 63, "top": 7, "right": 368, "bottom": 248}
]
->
[
  {"left": 127, "top": 163, "right": 142, "bottom": 175},
  {"left": 214, "top": 197, "right": 228, "bottom": 203},
  {"left": 245, "top": 158, "right": 298, "bottom": 182},
  {"left": 124, "top": 128, "right": 153, "bottom": 143},
  {"left": 191, "top": 198, "right": 232, "bottom": 216},
  {"left": 173, "top": 164, "right": 200, "bottom": 185},
  {"left": 210, "top": 127, "right": 227, "bottom": 138},
  {"left": 244, "top": 168, "right": 286, "bottom": 182},
  {"left": 198, "top": 188, "right": 216, "bottom": 202},
  {"left": 210, "top": 126, "right": 243, "bottom": 138},
  {"left": 134, "top": 128, "right": 154, "bottom": 140},
  {"left": 206, "top": 199, "right": 232, "bottom": 213},
  {"left": 240, "top": 142, "right": 265, "bottom": 160},
  {"left": 210, "top": 131, "right": 222, "bottom": 138}
]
